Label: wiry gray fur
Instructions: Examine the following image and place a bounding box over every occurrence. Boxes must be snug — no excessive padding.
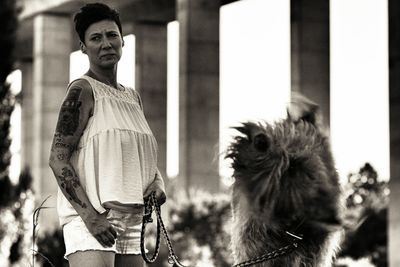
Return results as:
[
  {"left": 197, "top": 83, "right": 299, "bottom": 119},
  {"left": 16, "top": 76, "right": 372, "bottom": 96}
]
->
[{"left": 226, "top": 94, "right": 343, "bottom": 267}]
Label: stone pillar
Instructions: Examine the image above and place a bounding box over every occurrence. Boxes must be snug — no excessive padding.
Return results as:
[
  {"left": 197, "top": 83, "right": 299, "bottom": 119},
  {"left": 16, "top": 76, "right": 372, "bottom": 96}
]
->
[
  {"left": 20, "top": 60, "right": 34, "bottom": 169},
  {"left": 389, "top": 1, "right": 400, "bottom": 265},
  {"left": 291, "top": 0, "right": 330, "bottom": 125},
  {"left": 33, "top": 13, "right": 72, "bottom": 229},
  {"left": 177, "top": 0, "right": 220, "bottom": 193},
  {"left": 134, "top": 22, "right": 168, "bottom": 180}
]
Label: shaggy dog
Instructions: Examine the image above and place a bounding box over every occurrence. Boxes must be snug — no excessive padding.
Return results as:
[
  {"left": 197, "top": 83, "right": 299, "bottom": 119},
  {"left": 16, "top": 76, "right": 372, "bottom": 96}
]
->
[{"left": 226, "top": 94, "right": 343, "bottom": 267}]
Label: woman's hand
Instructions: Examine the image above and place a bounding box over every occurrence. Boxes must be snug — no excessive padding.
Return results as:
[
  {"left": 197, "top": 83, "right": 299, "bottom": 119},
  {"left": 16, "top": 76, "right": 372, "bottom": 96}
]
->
[
  {"left": 144, "top": 184, "right": 166, "bottom": 206},
  {"left": 82, "top": 212, "right": 117, "bottom": 248}
]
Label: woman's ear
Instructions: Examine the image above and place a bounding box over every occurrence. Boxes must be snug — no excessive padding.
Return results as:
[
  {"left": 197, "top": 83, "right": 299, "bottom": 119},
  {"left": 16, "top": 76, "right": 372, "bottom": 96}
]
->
[
  {"left": 122, "top": 39, "right": 125, "bottom": 47},
  {"left": 80, "top": 41, "right": 87, "bottom": 54}
]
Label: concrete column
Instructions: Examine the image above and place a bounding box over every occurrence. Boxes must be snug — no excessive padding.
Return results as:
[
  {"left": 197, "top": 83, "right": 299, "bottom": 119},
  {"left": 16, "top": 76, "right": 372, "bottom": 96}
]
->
[
  {"left": 134, "top": 22, "right": 168, "bottom": 180},
  {"left": 33, "top": 13, "right": 72, "bottom": 229},
  {"left": 177, "top": 0, "right": 220, "bottom": 193},
  {"left": 389, "top": 1, "right": 400, "bottom": 266},
  {"left": 291, "top": 0, "right": 330, "bottom": 125},
  {"left": 20, "top": 60, "right": 34, "bottom": 169}
]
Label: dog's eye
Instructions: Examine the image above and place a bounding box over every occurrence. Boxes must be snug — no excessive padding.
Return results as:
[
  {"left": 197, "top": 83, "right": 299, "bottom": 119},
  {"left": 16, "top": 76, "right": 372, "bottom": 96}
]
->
[{"left": 253, "top": 134, "right": 269, "bottom": 152}]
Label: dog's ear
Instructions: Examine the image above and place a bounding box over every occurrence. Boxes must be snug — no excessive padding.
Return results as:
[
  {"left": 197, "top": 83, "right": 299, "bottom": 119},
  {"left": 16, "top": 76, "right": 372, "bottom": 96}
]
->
[
  {"left": 227, "top": 123, "right": 271, "bottom": 173},
  {"left": 287, "top": 92, "right": 321, "bottom": 126},
  {"left": 232, "top": 122, "right": 259, "bottom": 140},
  {"left": 233, "top": 123, "right": 270, "bottom": 152}
]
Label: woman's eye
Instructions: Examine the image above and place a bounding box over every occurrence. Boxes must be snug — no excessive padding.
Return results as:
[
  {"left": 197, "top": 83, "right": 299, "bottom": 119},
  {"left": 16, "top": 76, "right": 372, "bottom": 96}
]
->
[{"left": 91, "top": 36, "right": 101, "bottom": 41}]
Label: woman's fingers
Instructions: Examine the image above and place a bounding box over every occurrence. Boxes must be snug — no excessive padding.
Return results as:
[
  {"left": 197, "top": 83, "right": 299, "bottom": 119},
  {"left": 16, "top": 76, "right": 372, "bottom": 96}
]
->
[
  {"left": 97, "top": 232, "right": 115, "bottom": 247},
  {"left": 95, "top": 234, "right": 111, "bottom": 248},
  {"left": 104, "top": 235, "right": 115, "bottom": 247},
  {"left": 157, "top": 191, "right": 166, "bottom": 205},
  {"left": 109, "top": 226, "right": 117, "bottom": 239},
  {"left": 84, "top": 213, "right": 120, "bottom": 247},
  {"left": 146, "top": 190, "right": 167, "bottom": 205},
  {"left": 105, "top": 227, "right": 117, "bottom": 243},
  {"left": 94, "top": 227, "right": 117, "bottom": 247}
]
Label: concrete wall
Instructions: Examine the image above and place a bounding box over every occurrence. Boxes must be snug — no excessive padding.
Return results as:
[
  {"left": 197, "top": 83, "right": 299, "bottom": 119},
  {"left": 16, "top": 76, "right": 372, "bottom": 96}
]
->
[
  {"left": 134, "top": 22, "right": 168, "bottom": 180},
  {"left": 389, "top": 1, "right": 400, "bottom": 266},
  {"left": 177, "top": 0, "right": 220, "bottom": 193},
  {"left": 291, "top": 0, "right": 330, "bottom": 125},
  {"left": 32, "top": 13, "right": 72, "bottom": 229}
]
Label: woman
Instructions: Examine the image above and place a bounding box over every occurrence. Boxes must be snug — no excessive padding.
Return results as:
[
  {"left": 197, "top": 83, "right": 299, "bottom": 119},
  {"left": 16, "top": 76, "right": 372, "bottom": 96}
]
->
[{"left": 49, "top": 3, "right": 166, "bottom": 267}]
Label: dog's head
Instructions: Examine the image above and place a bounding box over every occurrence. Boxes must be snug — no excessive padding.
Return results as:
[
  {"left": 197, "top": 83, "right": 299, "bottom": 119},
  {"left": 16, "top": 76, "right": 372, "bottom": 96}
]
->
[{"left": 226, "top": 94, "right": 342, "bottom": 233}]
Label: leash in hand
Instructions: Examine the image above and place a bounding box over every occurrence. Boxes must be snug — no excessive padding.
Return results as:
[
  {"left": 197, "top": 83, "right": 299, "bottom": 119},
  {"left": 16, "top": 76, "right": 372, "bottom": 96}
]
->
[
  {"left": 141, "top": 192, "right": 188, "bottom": 267},
  {"left": 141, "top": 192, "right": 302, "bottom": 267}
]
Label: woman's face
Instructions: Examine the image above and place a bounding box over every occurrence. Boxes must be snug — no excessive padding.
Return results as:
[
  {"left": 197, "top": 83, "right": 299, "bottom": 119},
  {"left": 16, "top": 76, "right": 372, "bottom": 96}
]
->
[{"left": 82, "top": 19, "right": 123, "bottom": 69}]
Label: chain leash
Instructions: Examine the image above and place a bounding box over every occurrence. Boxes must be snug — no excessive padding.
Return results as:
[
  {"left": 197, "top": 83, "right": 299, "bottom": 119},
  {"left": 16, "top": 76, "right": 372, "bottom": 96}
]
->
[
  {"left": 141, "top": 192, "right": 188, "bottom": 267},
  {"left": 140, "top": 192, "right": 161, "bottom": 263},
  {"left": 141, "top": 192, "right": 302, "bottom": 267},
  {"left": 232, "top": 231, "right": 303, "bottom": 267}
]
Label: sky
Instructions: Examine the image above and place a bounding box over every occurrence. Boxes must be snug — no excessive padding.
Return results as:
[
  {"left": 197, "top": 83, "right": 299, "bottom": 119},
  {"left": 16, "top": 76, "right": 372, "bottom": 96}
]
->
[
  {"left": 8, "top": 0, "right": 389, "bottom": 185},
  {"left": 330, "top": 0, "right": 389, "bottom": 181}
]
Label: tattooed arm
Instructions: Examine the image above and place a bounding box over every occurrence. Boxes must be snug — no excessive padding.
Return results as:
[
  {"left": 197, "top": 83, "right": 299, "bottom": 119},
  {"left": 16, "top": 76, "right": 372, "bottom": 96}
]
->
[{"left": 49, "top": 79, "right": 116, "bottom": 247}]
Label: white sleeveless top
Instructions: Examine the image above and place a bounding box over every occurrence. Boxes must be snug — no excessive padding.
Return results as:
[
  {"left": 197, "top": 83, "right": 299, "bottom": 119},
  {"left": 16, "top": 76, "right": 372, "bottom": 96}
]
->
[{"left": 57, "top": 75, "right": 164, "bottom": 226}]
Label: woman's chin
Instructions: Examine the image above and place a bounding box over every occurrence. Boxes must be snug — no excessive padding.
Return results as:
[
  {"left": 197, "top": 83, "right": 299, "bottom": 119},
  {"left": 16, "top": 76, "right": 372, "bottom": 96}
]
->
[{"left": 99, "top": 60, "right": 118, "bottom": 69}]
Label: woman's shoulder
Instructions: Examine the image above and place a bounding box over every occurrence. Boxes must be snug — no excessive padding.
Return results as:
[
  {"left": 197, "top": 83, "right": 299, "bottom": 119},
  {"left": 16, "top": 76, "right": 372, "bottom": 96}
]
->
[
  {"left": 68, "top": 77, "right": 92, "bottom": 91},
  {"left": 65, "top": 77, "right": 94, "bottom": 105}
]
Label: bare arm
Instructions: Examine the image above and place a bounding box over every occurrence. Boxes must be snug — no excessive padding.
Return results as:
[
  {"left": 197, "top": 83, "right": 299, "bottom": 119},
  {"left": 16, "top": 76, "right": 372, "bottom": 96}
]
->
[{"left": 49, "top": 80, "right": 116, "bottom": 247}]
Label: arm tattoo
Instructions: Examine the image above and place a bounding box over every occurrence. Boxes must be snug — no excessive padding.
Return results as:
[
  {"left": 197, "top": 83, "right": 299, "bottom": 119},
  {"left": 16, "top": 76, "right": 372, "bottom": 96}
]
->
[
  {"left": 59, "top": 167, "right": 87, "bottom": 208},
  {"left": 54, "top": 142, "right": 72, "bottom": 151},
  {"left": 56, "top": 88, "right": 82, "bottom": 136},
  {"left": 52, "top": 133, "right": 73, "bottom": 155},
  {"left": 57, "top": 153, "right": 68, "bottom": 161}
]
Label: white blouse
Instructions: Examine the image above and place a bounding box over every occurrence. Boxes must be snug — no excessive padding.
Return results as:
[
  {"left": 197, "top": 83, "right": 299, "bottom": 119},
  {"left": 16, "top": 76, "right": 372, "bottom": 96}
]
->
[{"left": 57, "top": 75, "right": 164, "bottom": 226}]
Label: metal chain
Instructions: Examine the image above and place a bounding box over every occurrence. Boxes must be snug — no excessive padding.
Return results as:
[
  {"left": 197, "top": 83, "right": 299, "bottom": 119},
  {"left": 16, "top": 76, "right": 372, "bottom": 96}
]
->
[
  {"left": 232, "top": 231, "right": 303, "bottom": 267},
  {"left": 141, "top": 192, "right": 188, "bottom": 267},
  {"left": 140, "top": 193, "right": 161, "bottom": 263},
  {"left": 142, "top": 192, "right": 302, "bottom": 267},
  {"left": 232, "top": 242, "right": 299, "bottom": 267},
  {"left": 152, "top": 195, "right": 188, "bottom": 267}
]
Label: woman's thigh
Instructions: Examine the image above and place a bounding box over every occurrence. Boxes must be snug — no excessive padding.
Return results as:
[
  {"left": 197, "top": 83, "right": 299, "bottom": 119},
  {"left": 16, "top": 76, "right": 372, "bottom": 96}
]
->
[
  {"left": 68, "top": 250, "right": 115, "bottom": 267},
  {"left": 115, "top": 254, "right": 144, "bottom": 267}
]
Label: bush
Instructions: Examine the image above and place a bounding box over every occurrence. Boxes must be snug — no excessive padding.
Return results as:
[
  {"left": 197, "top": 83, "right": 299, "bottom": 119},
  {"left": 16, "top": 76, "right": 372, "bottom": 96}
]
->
[
  {"left": 36, "top": 229, "right": 68, "bottom": 267},
  {"left": 165, "top": 190, "right": 232, "bottom": 267},
  {"left": 339, "top": 163, "right": 388, "bottom": 267}
]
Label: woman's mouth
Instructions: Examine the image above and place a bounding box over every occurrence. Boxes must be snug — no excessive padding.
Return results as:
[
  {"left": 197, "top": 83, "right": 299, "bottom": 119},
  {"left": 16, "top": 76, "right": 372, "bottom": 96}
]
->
[{"left": 100, "top": 54, "right": 116, "bottom": 58}]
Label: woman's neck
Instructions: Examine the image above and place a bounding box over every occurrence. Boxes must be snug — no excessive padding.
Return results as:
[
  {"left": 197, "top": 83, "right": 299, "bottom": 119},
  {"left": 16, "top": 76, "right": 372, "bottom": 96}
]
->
[{"left": 86, "top": 66, "right": 118, "bottom": 89}]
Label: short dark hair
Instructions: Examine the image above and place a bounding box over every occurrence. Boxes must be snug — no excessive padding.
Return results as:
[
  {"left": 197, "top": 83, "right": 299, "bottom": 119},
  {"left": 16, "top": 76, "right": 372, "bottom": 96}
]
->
[{"left": 73, "top": 3, "right": 123, "bottom": 43}]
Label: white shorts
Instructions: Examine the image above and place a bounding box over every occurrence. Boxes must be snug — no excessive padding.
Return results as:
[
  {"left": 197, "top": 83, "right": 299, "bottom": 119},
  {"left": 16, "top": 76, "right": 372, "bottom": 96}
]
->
[{"left": 63, "top": 209, "right": 144, "bottom": 259}]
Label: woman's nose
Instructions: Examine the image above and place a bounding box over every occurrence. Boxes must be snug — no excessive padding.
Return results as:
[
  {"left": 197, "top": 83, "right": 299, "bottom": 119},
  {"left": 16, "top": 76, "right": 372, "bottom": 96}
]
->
[{"left": 101, "top": 38, "right": 112, "bottom": 49}]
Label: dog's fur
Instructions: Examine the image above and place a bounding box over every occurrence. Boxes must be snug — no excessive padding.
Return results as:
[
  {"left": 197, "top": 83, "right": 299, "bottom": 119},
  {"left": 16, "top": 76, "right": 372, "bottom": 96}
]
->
[{"left": 226, "top": 94, "right": 343, "bottom": 267}]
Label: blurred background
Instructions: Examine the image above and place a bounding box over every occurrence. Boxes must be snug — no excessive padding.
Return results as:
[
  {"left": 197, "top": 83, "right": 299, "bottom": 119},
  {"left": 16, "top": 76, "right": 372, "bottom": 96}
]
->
[{"left": 0, "top": 0, "right": 398, "bottom": 266}]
